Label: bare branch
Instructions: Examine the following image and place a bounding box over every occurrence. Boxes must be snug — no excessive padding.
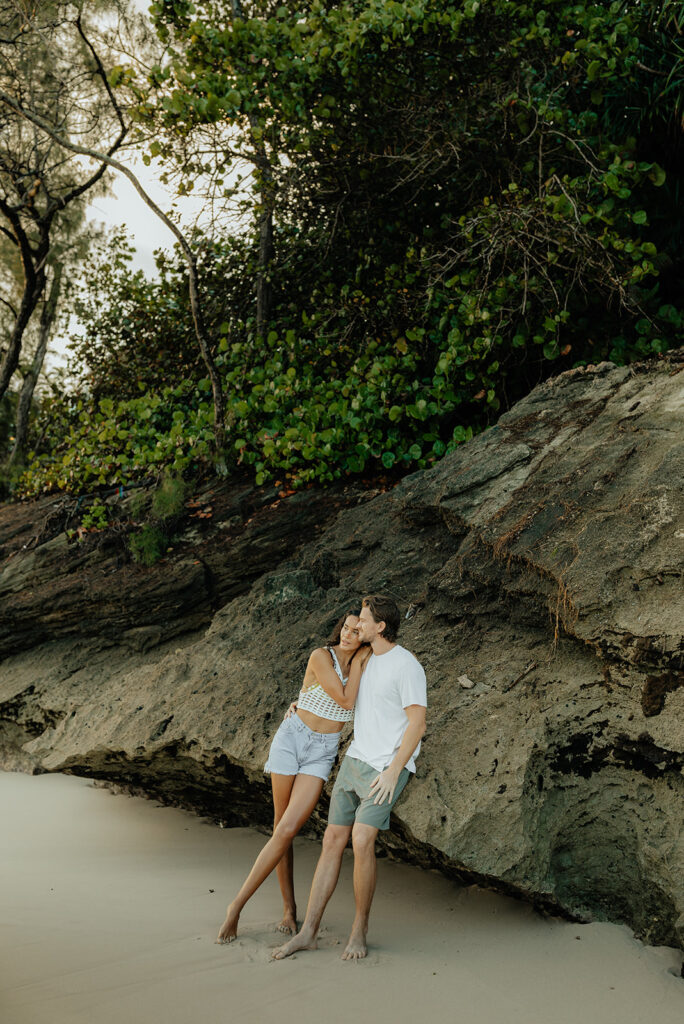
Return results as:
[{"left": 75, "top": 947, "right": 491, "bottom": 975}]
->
[
  {"left": 74, "top": 13, "right": 127, "bottom": 138},
  {"left": 0, "top": 292, "right": 18, "bottom": 318}
]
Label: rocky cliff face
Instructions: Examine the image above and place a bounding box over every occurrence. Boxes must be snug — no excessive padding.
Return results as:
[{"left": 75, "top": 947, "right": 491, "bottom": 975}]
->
[{"left": 1, "top": 352, "right": 683, "bottom": 949}]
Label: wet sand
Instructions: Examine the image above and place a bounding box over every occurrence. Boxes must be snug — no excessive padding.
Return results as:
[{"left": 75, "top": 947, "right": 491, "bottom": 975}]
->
[{"left": 0, "top": 771, "right": 681, "bottom": 1024}]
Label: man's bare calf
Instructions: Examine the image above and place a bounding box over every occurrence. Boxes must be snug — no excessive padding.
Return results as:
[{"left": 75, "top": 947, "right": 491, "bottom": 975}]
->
[{"left": 338, "top": 822, "right": 376, "bottom": 960}]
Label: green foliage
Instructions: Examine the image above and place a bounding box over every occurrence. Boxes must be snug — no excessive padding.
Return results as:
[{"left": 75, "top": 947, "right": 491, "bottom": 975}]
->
[
  {"left": 129, "top": 523, "right": 167, "bottom": 567},
  {"left": 13, "top": 0, "right": 684, "bottom": 497},
  {"left": 0, "top": 392, "right": 16, "bottom": 455},
  {"left": 19, "top": 383, "right": 215, "bottom": 495},
  {"left": 0, "top": 393, "right": 22, "bottom": 499},
  {"left": 152, "top": 473, "right": 187, "bottom": 518},
  {"left": 80, "top": 500, "right": 109, "bottom": 532},
  {"left": 139, "top": 0, "right": 684, "bottom": 371},
  {"left": 65, "top": 229, "right": 251, "bottom": 401},
  {"left": 0, "top": 0, "right": 129, "bottom": 429},
  {"left": 128, "top": 473, "right": 187, "bottom": 566},
  {"left": 0, "top": 456, "right": 24, "bottom": 503}
]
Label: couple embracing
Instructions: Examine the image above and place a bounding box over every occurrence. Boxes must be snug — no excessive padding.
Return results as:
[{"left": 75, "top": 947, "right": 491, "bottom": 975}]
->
[{"left": 216, "top": 593, "right": 427, "bottom": 960}]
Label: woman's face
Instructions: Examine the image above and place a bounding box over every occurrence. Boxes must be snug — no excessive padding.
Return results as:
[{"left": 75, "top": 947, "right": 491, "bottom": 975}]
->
[{"left": 338, "top": 615, "right": 361, "bottom": 651}]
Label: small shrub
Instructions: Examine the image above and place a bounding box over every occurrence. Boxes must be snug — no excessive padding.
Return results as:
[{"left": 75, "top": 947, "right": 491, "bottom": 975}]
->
[
  {"left": 129, "top": 524, "right": 167, "bottom": 567},
  {"left": 127, "top": 474, "right": 188, "bottom": 566},
  {"left": 80, "top": 500, "right": 109, "bottom": 531},
  {"left": 152, "top": 473, "right": 187, "bottom": 519}
]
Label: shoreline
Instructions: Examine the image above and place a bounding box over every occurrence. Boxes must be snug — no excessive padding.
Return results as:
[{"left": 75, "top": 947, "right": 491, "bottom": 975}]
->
[{"left": 1, "top": 771, "right": 681, "bottom": 1024}]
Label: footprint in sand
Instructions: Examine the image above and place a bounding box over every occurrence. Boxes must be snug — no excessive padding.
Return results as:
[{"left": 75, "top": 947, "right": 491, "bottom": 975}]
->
[{"left": 230, "top": 937, "right": 275, "bottom": 964}]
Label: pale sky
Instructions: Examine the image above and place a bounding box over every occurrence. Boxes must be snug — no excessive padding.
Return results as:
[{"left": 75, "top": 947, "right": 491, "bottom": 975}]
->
[
  {"left": 85, "top": 0, "right": 212, "bottom": 275},
  {"left": 50, "top": 0, "right": 210, "bottom": 368}
]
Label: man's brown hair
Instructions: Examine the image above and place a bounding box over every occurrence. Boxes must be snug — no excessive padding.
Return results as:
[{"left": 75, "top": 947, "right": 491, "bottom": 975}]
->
[{"left": 362, "top": 594, "right": 401, "bottom": 642}]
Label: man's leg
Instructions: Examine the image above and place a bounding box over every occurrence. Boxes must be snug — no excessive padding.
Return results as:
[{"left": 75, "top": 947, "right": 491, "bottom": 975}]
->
[
  {"left": 342, "top": 822, "right": 378, "bottom": 960},
  {"left": 272, "top": 823, "right": 351, "bottom": 958}
]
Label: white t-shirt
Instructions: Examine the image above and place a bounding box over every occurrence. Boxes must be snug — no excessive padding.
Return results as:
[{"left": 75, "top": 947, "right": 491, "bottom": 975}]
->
[{"left": 347, "top": 644, "right": 427, "bottom": 773}]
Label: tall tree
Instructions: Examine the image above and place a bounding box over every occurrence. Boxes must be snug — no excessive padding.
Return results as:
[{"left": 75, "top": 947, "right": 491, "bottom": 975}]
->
[
  {"left": 143, "top": 0, "right": 684, "bottom": 395},
  {"left": 0, "top": 0, "right": 228, "bottom": 451},
  {"left": 0, "top": 0, "right": 128, "bottom": 402},
  {"left": 6, "top": 260, "right": 63, "bottom": 466},
  {"left": 2, "top": 198, "right": 104, "bottom": 465}
]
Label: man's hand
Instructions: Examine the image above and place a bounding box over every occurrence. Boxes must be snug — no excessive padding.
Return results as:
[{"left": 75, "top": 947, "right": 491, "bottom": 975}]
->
[{"left": 368, "top": 766, "right": 401, "bottom": 805}]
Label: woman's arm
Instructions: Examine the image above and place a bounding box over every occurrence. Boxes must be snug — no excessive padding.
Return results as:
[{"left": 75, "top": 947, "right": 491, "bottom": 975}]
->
[
  {"left": 306, "top": 646, "right": 370, "bottom": 710},
  {"left": 338, "top": 646, "right": 371, "bottom": 710}
]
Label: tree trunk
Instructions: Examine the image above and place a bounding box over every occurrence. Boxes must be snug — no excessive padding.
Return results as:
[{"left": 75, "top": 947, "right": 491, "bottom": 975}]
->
[
  {"left": 7, "top": 262, "right": 62, "bottom": 466},
  {"left": 0, "top": 258, "right": 45, "bottom": 403}
]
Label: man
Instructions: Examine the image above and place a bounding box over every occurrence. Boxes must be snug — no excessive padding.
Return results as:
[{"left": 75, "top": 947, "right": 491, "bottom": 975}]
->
[{"left": 273, "top": 593, "right": 427, "bottom": 960}]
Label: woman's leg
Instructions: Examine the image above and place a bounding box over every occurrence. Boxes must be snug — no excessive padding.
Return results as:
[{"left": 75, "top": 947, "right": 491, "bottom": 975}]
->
[
  {"left": 216, "top": 773, "right": 325, "bottom": 943},
  {"left": 272, "top": 773, "right": 297, "bottom": 933}
]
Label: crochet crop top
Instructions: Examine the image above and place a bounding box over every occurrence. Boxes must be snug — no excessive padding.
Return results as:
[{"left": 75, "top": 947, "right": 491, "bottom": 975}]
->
[{"left": 296, "top": 647, "right": 354, "bottom": 723}]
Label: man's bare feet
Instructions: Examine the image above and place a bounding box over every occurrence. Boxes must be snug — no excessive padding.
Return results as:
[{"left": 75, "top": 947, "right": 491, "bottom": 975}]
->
[
  {"left": 216, "top": 902, "right": 240, "bottom": 943},
  {"left": 341, "top": 928, "right": 367, "bottom": 960},
  {"left": 275, "top": 909, "right": 297, "bottom": 935},
  {"left": 271, "top": 928, "right": 317, "bottom": 959}
]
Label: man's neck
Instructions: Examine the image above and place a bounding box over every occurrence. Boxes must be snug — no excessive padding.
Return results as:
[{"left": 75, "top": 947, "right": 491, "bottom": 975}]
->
[{"left": 371, "top": 636, "right": 396, "bottom": 656}]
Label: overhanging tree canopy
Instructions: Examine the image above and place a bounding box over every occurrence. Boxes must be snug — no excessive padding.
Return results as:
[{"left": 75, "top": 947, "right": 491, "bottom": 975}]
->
[{"left": 7, "top": 0, "right": 684, "bottom": 496}]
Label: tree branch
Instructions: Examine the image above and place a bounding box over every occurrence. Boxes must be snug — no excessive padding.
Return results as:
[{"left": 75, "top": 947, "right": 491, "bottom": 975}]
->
[
  {"left": 75, "top": 13, "right": 127, "bottom": 137},
  {"left": 53, "top": 16, "right": 129, "bottom": 212},
  {"left": 0, "top": 292, "right": 18, "bottom": 319}
]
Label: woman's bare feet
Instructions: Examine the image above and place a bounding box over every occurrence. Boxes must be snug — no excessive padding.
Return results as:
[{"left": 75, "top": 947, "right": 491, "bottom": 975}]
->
[
  {"left": 216, "top": 902, "right": 240, "bottom": 943},
  {"left": 341, "top": 927, "right": 367, "bottom": 960},
  {"left": 275, "top": 909, "right": 297, "bottom": 935},
  {"left": 271, "top": 927, "right": 317, "bottom": 959}
]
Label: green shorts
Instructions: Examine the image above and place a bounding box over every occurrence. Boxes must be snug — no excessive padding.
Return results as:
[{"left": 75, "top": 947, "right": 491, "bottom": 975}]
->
[{"left": 328, "top": 755, "right": 411, "bottom": 831}]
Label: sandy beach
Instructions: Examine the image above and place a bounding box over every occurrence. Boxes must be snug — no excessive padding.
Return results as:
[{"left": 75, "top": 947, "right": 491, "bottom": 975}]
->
[{"left": 0, "top": 771, "right": 681, "bottom": 1024}]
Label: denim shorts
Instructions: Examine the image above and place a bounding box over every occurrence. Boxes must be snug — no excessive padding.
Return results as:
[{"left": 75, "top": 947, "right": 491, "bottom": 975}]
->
[{"left": 264, "top": 713, "right": 341, "bottom": 781}]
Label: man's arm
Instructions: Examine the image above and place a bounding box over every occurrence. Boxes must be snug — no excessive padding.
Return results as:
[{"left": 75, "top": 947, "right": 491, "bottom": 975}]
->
[{"left": 368, "top": 704, "right": 427, "bottom": 805}]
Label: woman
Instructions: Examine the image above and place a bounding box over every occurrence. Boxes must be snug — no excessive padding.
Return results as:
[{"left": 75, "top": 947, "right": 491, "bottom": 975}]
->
[{"left": 216, "top": 609, "right": 370, "bottom": 943}]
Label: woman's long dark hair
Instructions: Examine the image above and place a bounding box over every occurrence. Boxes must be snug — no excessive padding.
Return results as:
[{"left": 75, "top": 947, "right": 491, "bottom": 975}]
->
[{"left": 327, "top": 608, "right": 366, "bottom": 661}]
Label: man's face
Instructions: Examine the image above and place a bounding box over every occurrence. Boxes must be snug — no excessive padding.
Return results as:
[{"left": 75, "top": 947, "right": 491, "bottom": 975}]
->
[{"left": 357, "top": 604, "right": 383, "bottom": 643}]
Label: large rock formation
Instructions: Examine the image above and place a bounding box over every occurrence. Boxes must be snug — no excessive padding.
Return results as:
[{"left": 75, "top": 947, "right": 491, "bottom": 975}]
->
[{"left": 1, "top": 352, "right": 683, "bottom": 949}]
